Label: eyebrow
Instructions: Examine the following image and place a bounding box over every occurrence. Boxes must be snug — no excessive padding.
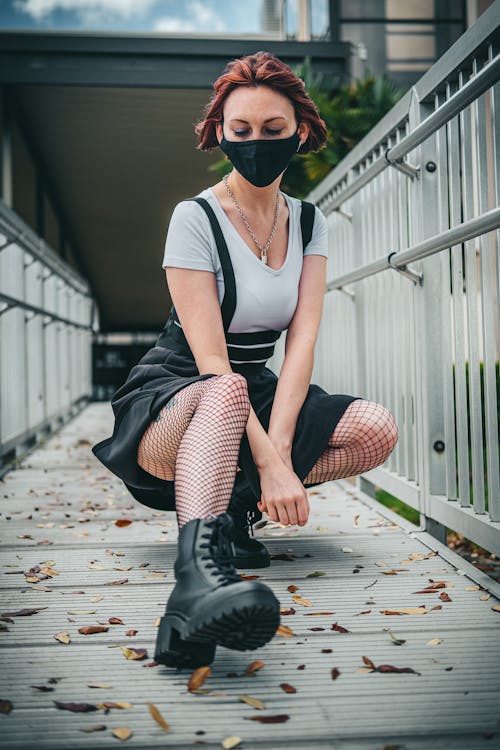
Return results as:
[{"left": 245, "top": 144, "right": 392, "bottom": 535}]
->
[{"left": 228, "top": 116, "right": 287, "bottom": 124}]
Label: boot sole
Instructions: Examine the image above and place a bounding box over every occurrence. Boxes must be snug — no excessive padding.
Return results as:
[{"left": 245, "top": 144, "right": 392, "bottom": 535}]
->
[{"left": 154, "top": 588, "right": 280, "bottom": 668}]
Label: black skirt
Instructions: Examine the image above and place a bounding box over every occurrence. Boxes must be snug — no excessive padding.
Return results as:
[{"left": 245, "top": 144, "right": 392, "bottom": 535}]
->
[{"left": 91, "top": 344, "right": 363, "bottom": 513}]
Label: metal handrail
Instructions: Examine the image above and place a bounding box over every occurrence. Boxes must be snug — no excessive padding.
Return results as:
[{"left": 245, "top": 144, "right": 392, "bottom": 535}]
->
[
  {"left": 317, "top": 51, "right": 500, "bottom": 214},
  {"left": 0, "top": 291, "right": 93, "bottom": 330},
  {"left": 326, "top": 206, "right": 500, "bottom": 292}
]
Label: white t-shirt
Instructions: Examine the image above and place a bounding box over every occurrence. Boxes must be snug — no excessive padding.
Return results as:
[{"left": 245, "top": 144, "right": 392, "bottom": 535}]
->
[{"left": 162, "top": 187, "right": 328, "bottom": 334}]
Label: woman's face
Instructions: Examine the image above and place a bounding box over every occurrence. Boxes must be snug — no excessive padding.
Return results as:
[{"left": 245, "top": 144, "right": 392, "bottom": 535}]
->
[{"left": 215, "top": 84, "right": 308, "bottom": 146}]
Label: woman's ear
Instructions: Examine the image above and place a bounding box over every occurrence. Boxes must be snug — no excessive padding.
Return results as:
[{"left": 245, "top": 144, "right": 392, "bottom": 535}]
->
[
  {"left": 297, "top": 121, "right": 310, "bottom": 149},
  {"left": 215, "top": 121, "right": 223, "bottom": 145}
]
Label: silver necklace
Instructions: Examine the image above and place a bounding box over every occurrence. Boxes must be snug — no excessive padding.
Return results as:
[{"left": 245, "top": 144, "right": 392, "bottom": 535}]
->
[{"left": 222, "top": 172, "right": 282, "bottom": 265}]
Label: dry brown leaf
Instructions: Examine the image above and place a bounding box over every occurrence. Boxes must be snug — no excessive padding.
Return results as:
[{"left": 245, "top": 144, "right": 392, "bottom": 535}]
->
[
  {"left": 280, "top": 682, "right": 297, "bottom": 693},
  {"left": 105, "top": 578, "right": 129, "bottom": 586},
  {"left": 380, "top": 607, "right": 428, "bottom": 615},
  {"left": 244, "top": 714, "right": 289, "bottom": 723},
  {"left": 287, "top": 585, "right": 299, "bottom": 593},
  {"left": 427, "top": 638, "right": 442, "bottom": 646},
  {"left": 54, "top": 631, "right": 71, "bottom": 644},
  {"left": 111, "top": 727, "right": 133, "bottom": 741},
  {"left": 276, "top": 624, "right": 294, "bottom": 637},
  {"left": 147, "top": 702, "right": 170, "bottom": 731},
  {"left": 90, "top": 595, "right": 103, "bottom": 602},
  {"left": 79, "top": 626, "right": 109, "bottom": 635},
  {"left": 492, "top": 605, "right": 500, "bottom": 612},
  {"left": 115, "top": 519, "right": 133, "bottom": 527},
  {"left": 239, "top": 694, "right": 265, "bottom": 710},
  {"left": 119, "top": 646, "right": 148, "bottom": 660},
  {"left": 188, "top": 666, "right": 212, "bottom": 692},
  {"left": 67, "top": 610, "right": 96, "bottom": 615},
  {"left": 109, "top": 617, "right": 124, "bottom": 624},
  {"left": 245, "top": 660, "right": 265, "bottom": 676},
  {"left": 87, "top": 683, "right": 112, "bottom": 689},
  {"left": 97, "top": 701, "right": 132, "bottom": 710},
  {"left": 292, "top": 594, "right": 313, "bottom": 607}
]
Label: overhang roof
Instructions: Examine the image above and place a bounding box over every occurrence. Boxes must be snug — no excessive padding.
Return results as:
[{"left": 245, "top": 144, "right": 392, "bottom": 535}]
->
[{"left": 0, "top": 32, "right": 350, "bottom": 331}]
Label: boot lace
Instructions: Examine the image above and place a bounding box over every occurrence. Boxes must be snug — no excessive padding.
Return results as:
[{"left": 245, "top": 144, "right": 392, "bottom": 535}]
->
[{"left": 199, "top": 513, "right": 242, "bottom": 584}]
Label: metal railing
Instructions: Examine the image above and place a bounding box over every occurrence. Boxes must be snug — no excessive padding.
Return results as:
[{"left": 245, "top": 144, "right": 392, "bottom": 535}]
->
[
  {"left": 0, "top": 198, "right": 95, "bottom": 471},
  {"left": 269, "top": 1, "right": 500, "bottom": 553}
]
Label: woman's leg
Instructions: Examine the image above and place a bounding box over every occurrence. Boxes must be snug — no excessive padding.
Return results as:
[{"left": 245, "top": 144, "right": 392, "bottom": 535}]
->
[
  {"left": 303, "top": 399, "right": 398, "bottom": 485},
  {"left": 137, "top": 373, "right": 250, "bottom": 527}
]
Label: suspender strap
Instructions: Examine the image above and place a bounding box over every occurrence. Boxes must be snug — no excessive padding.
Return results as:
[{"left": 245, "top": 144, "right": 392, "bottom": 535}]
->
[{"left": 300, "top": 200, "right": 316, "bottom": 250}]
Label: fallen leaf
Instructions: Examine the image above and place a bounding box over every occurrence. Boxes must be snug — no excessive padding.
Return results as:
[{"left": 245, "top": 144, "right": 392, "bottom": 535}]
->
[
  {"left": 115, "top": 519, "right": 133, "bottom": 527},
  {"left": 341, "top": 547, "right": 353, "bottom": 553},
  {"left": 222, "top": 737, "right": 242, "bottom": 749},
  {"left": 147, "top": 703, "right": 170, "bottom": 731},
  {"left": 67, "top": 610, "right": 96, "bottom": 615},
  {"left": 1, "top": 607, "right": 48, "bottom": 617},
  {"left": 111, "top": 727, "right": 133, "bottom": 741},
  {"left": 331, "top": 668, "right": 341, "bottom": 680},
  {"left": 188, "top": 666, "right": 212, "bottom": 692},
  {"left": 280, "top": 683, "right": 297, "bottom": 693},
  {"left": 276, "top": 624, "right": 294, "bottom": 637},
  {"left": 306, "top": 571, "right": 326, "bottom": 577},
  {"left": 380, "top": 607, "right": 428, "bottom": 615},
  {"left": 331, "top": 622, "right": 349, "bottom": 633},
  {"left": 304, "top": 612, "right": 334, "bottom": 616},
  {"left": 97, "top": 701, "right": 132, "bottom": 710},
  {"left": 105, "top": 579, "right": 129, "bottom": 586},
  {"left": 79, "top": 626, "right": 109, "bottom": 635},
  {"left": 87, "top": 683, "right": 112, "bottom": 689},
  {"left": 287, "top": 585, "right": 299, "bottom": 593},
  {"left": 244, "top": 714, "right": 289, "bottom": 723},
  {"left": 53, "top": 700, "right": 98, "bottom": 712},
  {"left": 292, "top": 595, "right": 313, "bottom": 607},
  {"left": 0, "top": 700, "right": 13, "bottom": 714},
  {"left": 119, "top": 646, "right": 147, "bottom": 660},
  {"left": 239, "top": 695, "right": 265, "bottom": 709},
  {"left": 245, "top": 661, "right": 265, "bottom": 676},
  {"left": 109, "top": 617, "right": 124, "bottom": 625},
  {"left": 54, "top": 631, "right": 71, "bottom": 644},
  {"left": 280, "top": 607, "right": 296, "bottom": 616}
]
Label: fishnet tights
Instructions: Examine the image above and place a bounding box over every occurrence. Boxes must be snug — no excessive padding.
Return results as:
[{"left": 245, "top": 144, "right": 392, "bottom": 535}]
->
[
  {"left": 303, "top": 398, "right": 398, "bottom": 485},
  {"left": 137, "top": 374, "right": 250, "bottom": 527},
  {"left": 137, "top": 382, "right": 398, "bottom": 527}
]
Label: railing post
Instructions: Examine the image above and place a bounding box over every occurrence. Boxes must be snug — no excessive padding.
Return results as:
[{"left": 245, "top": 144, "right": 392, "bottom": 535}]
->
[{"left": 409, "top": 88, "right": 448, "bottom": 543}]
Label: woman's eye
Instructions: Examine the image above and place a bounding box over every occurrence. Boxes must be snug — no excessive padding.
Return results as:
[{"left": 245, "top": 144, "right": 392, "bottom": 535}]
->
[{"left": 233, "top": 128, "right": 283, "bottom": 136}]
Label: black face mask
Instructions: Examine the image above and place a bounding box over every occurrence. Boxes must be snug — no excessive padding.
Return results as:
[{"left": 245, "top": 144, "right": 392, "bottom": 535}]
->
[{"left": 219, "top": 127, "right": 302, "bottom": 187}]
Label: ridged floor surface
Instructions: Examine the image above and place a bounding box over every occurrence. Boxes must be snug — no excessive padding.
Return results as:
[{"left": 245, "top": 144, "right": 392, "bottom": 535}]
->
[{"left": 1, "top": 402, "right": 499, "bottom": 750}]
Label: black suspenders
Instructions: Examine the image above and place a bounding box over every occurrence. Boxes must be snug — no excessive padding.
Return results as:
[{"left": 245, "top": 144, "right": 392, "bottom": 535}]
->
[{"left": 155, "top": 196, "right": 316, "bottom": 354}]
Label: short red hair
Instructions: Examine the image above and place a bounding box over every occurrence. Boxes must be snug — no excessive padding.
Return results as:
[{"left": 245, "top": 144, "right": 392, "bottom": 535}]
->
[{"left": 194, "top": 51, "right": 327, "bottom": 155}]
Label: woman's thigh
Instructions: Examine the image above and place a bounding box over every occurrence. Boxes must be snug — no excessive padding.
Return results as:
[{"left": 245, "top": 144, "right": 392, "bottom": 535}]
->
[{"left": 136, "top": 373, "right": 249, "bottom": 481}]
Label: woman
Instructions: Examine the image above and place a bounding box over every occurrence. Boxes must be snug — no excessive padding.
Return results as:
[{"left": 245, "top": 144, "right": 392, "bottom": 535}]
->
[{"left": 92, "top": 51, "right": 398, "bottom": 669}]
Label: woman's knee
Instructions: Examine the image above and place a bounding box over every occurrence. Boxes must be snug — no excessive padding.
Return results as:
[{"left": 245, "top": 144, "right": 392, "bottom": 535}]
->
[
  {"left": 338, "top": 399, "right": 398, "bottom": 451},
  {"left": 206, "top": 373, "right": 250, "bottom": 415}
]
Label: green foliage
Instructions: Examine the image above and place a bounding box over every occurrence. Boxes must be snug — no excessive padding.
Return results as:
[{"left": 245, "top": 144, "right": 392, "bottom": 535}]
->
[{"left": 207, "top": 57, "right": 406, "bottom": 198}]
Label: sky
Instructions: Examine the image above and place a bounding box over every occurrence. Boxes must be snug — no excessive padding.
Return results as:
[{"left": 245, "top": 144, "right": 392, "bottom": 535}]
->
[{"left": 0, "top": 0, "right": 328, "bottom": 36}]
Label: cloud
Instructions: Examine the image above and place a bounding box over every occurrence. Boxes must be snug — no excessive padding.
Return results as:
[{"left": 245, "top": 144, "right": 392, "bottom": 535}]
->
[
  {"left": 153, "top": 0, "right": 225, "bottom": 33},
  {"left": 13, "top": 0, "right": 159, "bottom": 23}
]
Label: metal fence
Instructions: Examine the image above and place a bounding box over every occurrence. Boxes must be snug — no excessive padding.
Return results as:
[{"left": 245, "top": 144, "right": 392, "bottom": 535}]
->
[
  {"left": 0, "top": 198, "right": 95, "bottom": 472},
  {"left": 269, "top": 1, "right": 500, "bottom": 553}
]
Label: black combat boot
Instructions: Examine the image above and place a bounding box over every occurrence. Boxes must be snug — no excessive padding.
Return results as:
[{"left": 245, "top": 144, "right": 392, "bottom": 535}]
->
[
  {"left": 226, "top": 471, "right": 271, "bottom": 568},
  {"left": 154, "top": 511, "right": 280, "bottom": 669}
]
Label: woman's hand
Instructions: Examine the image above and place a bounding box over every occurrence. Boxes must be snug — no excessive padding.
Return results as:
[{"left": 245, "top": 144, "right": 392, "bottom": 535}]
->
[{"left": 256, "top": 455, "right": 309, "bottom": 527}]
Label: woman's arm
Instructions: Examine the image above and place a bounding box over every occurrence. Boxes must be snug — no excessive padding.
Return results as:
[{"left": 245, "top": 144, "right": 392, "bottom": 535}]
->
[
  {"left": 266, "top": 254, "right": 328, "bottom": 459},
  {"left": 165, "top": 266, "right": 283, "bottom": 472}
]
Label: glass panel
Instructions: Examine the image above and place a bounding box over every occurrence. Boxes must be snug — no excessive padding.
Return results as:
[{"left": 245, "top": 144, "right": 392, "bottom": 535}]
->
[{"left": 311, "top": 0, "right": 329, "bottom": 39}]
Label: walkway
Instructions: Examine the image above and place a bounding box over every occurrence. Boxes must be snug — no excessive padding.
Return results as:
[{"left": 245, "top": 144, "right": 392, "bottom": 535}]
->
[{"left": 1, "top": 403, "right": 499, "bottom": 749}]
